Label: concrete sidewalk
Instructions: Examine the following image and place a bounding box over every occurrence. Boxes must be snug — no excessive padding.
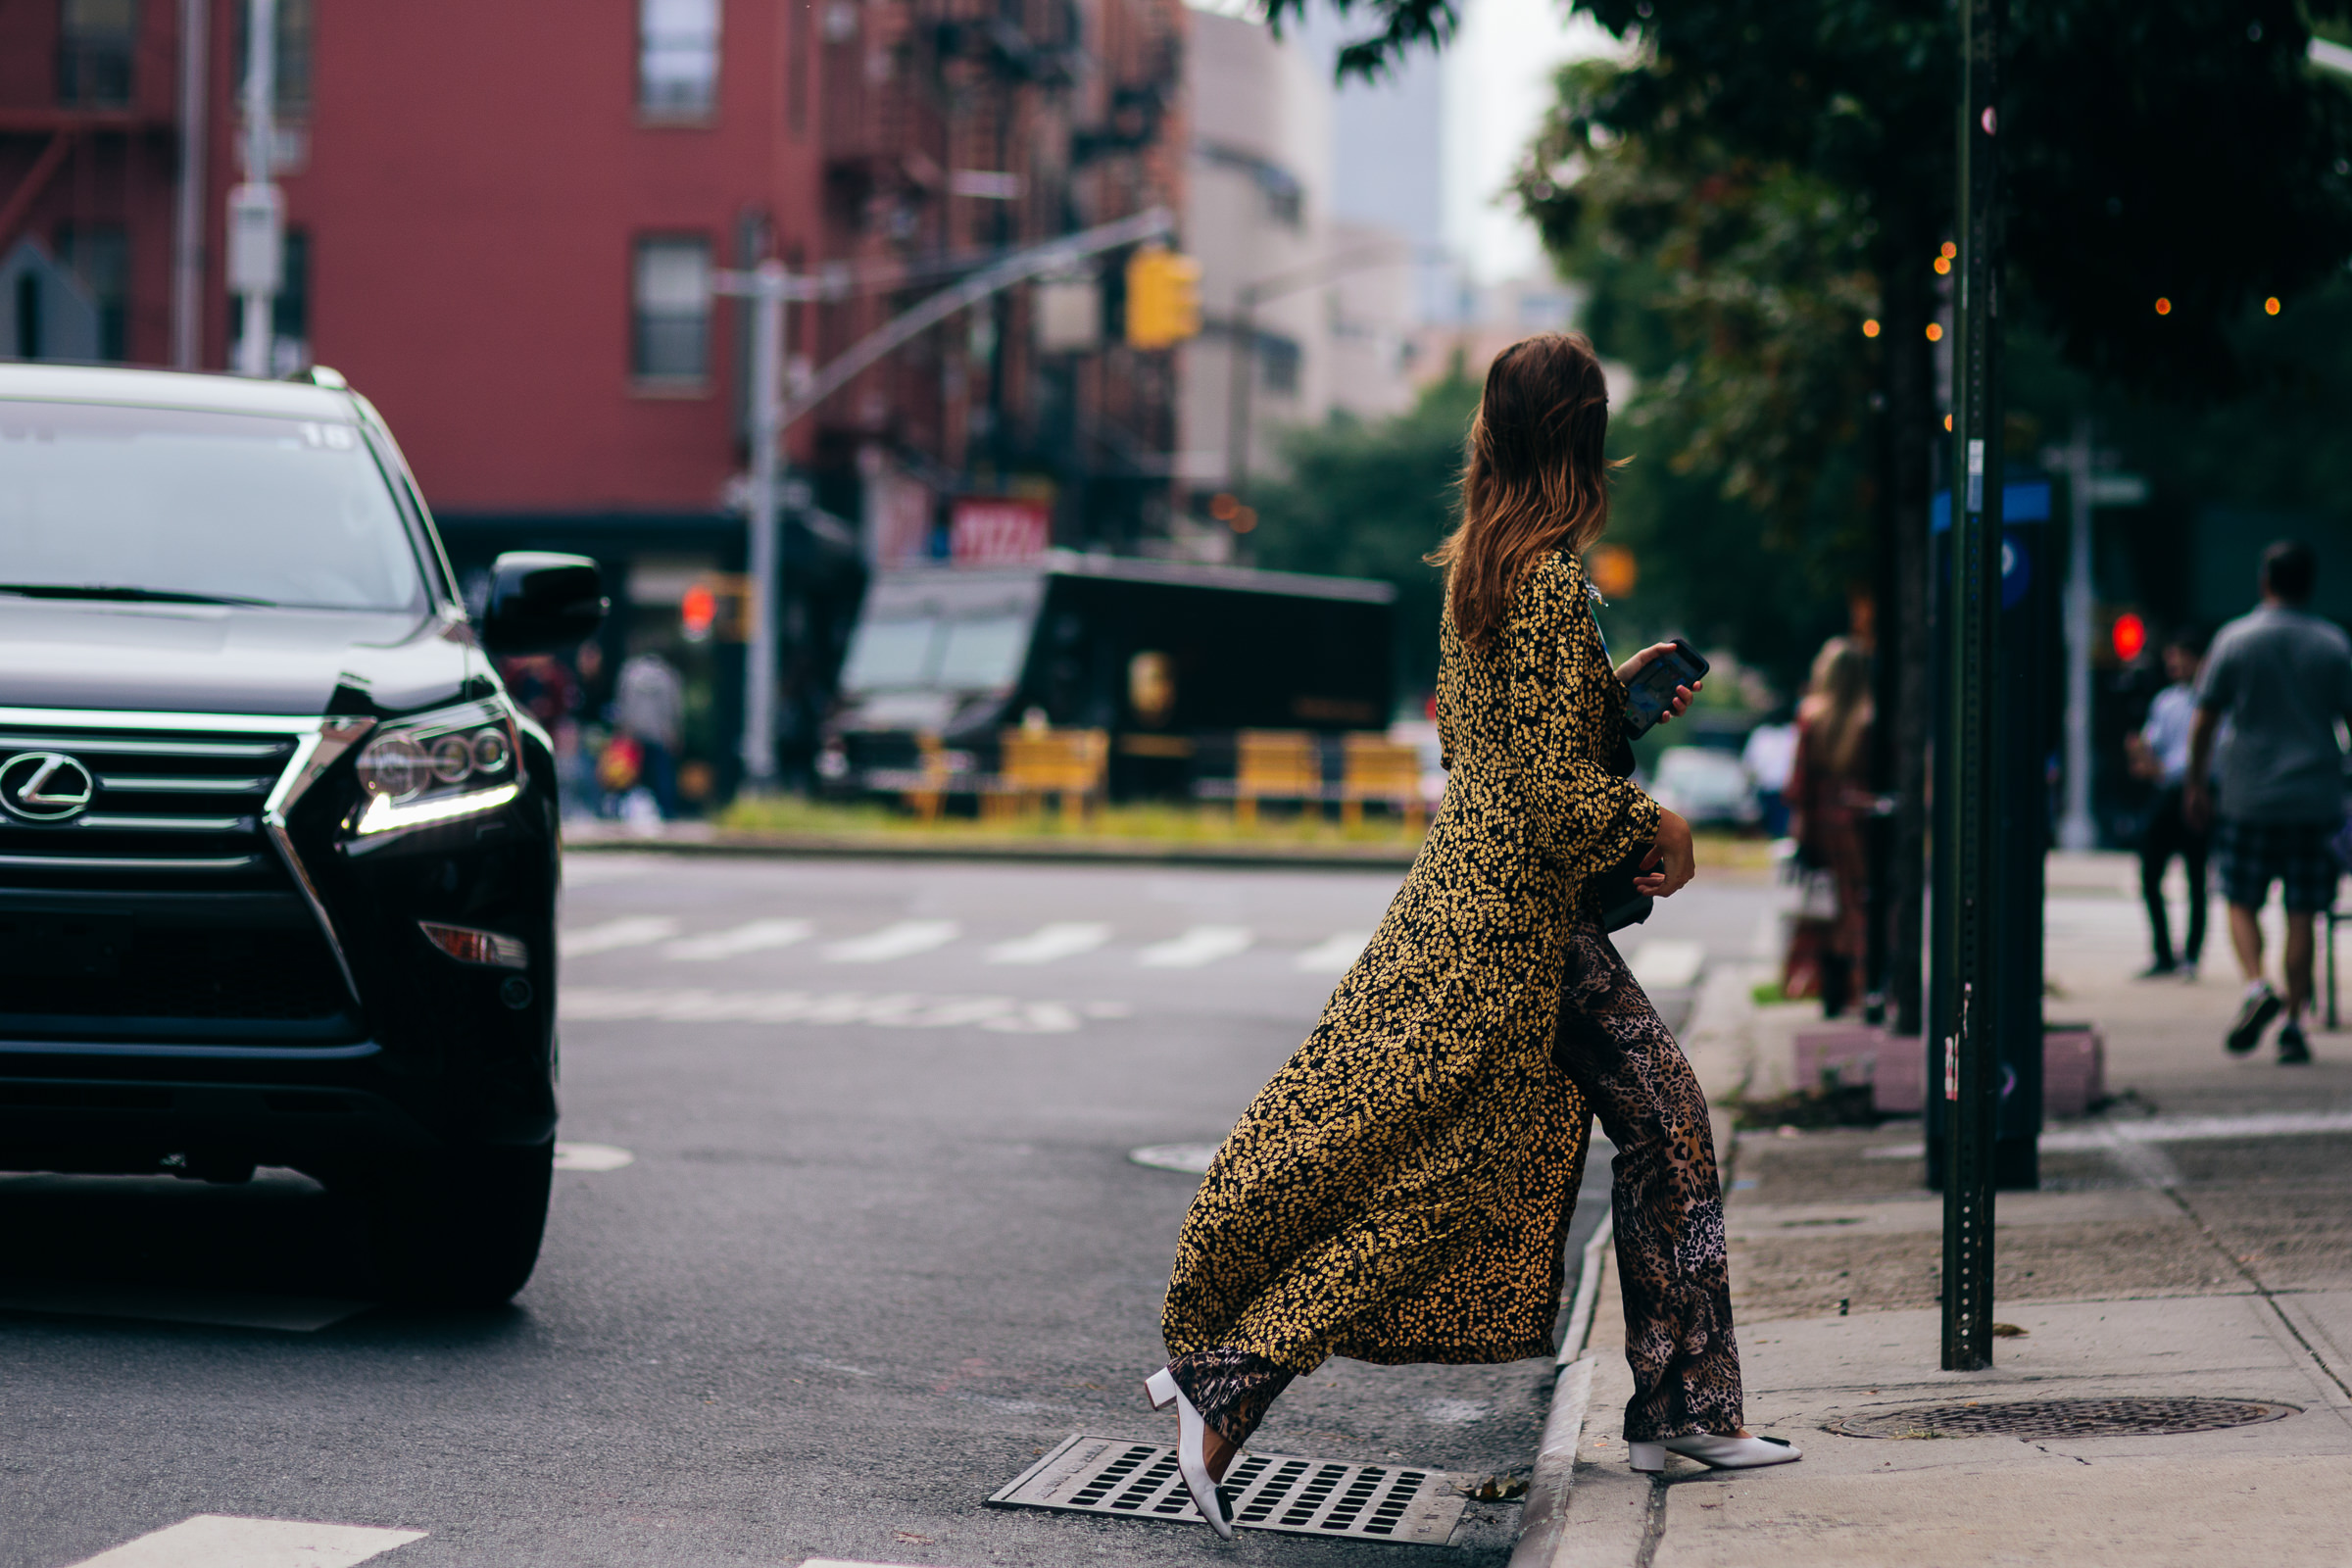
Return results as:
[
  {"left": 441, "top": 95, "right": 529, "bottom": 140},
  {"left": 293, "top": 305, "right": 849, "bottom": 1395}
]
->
[{"left": 1521, "top": 853, "right": 2352, "bottom": 1566}]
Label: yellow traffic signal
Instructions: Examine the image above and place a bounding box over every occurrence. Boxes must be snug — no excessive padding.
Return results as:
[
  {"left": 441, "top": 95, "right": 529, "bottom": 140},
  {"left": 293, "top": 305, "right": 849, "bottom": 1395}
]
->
[{"left": 1125, "top": 245, "right": 1201, "bottom": 349}]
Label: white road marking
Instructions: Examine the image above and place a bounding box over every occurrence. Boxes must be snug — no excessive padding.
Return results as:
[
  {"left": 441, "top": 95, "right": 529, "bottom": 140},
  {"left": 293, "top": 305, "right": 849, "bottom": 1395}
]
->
[
  {"left": 1138, "top": 925, "right": 1253, "bottom": 968},
  {"left": 662, "top": 918, "right": 813, "bottom": 961},
  {"left": 562, "top": 987, "right": 1097, "bottom": 1033},
  {"left": 552, "top": 1142, "right": 635, "bottom": 1171},
  {"left": 1294, "top": 931, "right": 1372, "bottom": 973},
  {"left": 986, "top": 921, "right": 1113, "bottom": 965},
  {"left": 1627, "top": 939, "right": 1706, "bottom": 991},
  {"left": 821, "top": 919, "right": 961, "bottom": 963},
  {"left": 1130, "top": 1143, "right": 1219, "bottom": 1175},
  {"left": 1865, "top": 1107, "right": 2352, "bottom": 1160},
  {"left": 65, "top": 1514, "right": 424, "bottom": 1568},
  {"left": 559, "top": 915, "right": 681, "bottom": 958},
  {"left": 0, "top": 1285, "right": 369, "bottom": 1333}
]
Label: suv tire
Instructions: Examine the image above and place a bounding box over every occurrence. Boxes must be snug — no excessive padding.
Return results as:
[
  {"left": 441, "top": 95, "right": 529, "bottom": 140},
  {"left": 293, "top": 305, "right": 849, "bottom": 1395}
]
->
[{"left": 358, "top": 1140, "right": 554, "bottom": 1307}]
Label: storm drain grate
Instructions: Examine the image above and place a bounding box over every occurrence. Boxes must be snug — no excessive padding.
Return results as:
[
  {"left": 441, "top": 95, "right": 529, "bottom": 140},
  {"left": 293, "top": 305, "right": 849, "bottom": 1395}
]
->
[
  {"left": 989, "top": 1433, "right": 1471, "bottom": 1543},
  {"left": 1829, "top": 1397, "right": 2299, "bottom": 1440}
]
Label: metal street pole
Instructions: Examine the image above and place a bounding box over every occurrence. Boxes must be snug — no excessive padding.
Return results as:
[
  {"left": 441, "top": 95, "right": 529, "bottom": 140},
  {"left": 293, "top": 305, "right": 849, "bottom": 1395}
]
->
[
  {"left": 2057, "top": 420, "right": 2096, "bottom": 851},
  {"left": 740, "top": 260, "right": 787, "bottom": 790},
  {"left": 234, "top": 0, "right": 278, "bottom": 377},
  {"left": 1939, "top": 0, "right": 2007, "bottom": 1372},
  {"left": 172, "top": 0, "right": 207, "bottom": 370}
]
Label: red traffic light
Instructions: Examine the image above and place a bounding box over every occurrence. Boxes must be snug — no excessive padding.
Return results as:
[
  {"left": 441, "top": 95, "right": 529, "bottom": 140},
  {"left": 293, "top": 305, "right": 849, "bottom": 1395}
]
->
[
  {"left": 681, "top": 583, "right": 718, "bottom": 639},
  {"left": 2111, "top": 612, "right": 2147, "bottom": 663}
]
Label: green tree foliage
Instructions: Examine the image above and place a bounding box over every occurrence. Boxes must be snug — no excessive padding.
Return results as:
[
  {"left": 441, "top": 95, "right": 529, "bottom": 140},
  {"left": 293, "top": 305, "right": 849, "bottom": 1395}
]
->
[{"left": 1249, "top": 369, "right": 1483, "bottom": 700}]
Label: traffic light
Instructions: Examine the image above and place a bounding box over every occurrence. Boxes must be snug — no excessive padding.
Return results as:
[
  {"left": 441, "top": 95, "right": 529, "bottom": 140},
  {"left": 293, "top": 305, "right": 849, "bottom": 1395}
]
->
[{"left": 1125, "top": 245, "right": 1201, "bottom": 349}]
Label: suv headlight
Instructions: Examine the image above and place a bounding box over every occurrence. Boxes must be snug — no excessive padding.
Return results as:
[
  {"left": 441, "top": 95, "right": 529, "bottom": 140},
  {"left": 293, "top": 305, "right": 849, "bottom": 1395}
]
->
[{"left": 350, "top": 701, "right": 522, "bottom": 842}]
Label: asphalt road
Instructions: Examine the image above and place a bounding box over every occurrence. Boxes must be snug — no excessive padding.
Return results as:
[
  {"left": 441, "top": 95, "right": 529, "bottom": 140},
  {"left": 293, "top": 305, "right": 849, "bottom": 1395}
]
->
[{"left": 1, "top": 852, "right": 1779, "bottom": 1568}]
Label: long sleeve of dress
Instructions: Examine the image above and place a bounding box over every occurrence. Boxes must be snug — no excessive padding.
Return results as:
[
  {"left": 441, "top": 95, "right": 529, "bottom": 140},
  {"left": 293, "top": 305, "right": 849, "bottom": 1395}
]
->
[{"left": 1506, "top": 554, "right": 1661, "bottom": 878}]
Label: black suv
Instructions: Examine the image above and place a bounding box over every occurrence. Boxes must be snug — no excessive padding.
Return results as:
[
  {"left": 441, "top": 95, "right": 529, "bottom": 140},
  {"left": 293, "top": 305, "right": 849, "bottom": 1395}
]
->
[{"left": 0, "top": 364, "right": 604, "bottom": 1304}]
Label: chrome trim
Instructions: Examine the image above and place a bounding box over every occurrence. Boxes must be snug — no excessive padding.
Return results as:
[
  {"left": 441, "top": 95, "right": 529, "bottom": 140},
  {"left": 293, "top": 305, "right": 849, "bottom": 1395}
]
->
[
  {"left": 96, "top": 773, "right": 275, "bottom": 794},
  {"left": 0, "top": 853, "right": 262, "bottom": 871},
  {"left": 264, "top": 716, "right": 375, "bottom": 1008},
  {"left": 0, "top": 708, "right": 322, "bottom": 735},
  {"left": 0, "top": 1039, "right": 381, "bottom": 1060},
  {"left": 0, "top": 734, "right": 288, "bottom": 759},
  {"left": 78, "top": 813, "right": 251, "bottom": 833}
]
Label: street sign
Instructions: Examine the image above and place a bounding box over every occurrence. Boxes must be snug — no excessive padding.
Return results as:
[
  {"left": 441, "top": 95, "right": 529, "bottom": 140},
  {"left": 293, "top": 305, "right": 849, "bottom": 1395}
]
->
[
  {"left": 226, "top": 183, "right": 282, "bottom": 294},
  {"left": 2087, "top": 473, "right": 2149, "bottom": 507}
]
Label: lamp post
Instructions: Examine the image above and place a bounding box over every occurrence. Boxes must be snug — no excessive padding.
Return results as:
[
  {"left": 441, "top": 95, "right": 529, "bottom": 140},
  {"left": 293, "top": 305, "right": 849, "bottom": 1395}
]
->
[
  {"left": 229, "top": 0, "right": 280, "bottom": 377},
  {"left": 713, "top": 260, "right": 796, "bottom": 790}
]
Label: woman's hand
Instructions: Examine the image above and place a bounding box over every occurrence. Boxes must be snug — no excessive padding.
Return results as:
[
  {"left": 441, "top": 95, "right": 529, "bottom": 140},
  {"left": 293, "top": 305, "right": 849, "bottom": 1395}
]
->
[
  {"left": 1614, "top": 643, "right": 1702, "bottom": 725},
  {"left": 1634, "top": 808, "right": 1696, "bottom": 898}
]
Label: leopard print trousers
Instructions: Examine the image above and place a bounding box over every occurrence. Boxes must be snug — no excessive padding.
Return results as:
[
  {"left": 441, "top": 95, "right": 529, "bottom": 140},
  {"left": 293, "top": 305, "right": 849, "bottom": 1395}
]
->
[
  {"left": 1552, "top": 916, "right": 1743, "bottom": 1443},
  {"left": 1167, "top": 1347, "right": 1297, "bottom": 1450}
]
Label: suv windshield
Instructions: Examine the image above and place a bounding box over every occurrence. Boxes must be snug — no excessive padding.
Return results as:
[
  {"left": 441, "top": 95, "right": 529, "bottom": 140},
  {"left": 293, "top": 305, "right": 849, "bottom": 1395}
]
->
[{"left": 0, "top": 401, "right": 428, "bottom": 612}]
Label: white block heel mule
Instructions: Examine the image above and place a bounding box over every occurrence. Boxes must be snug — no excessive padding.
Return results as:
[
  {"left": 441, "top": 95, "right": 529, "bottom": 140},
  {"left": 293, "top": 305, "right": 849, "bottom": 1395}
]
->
[
  {"left": 1146, "top": 1366, "right": 1235, "bottom": 1540},
  {"left": 1628, "top": 1433, "right": 1801, "bottom": 1473}
]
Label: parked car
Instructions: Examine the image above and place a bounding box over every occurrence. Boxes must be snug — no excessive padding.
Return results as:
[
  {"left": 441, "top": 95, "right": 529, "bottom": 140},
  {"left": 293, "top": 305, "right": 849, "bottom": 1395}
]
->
[
  {"left": 0, "top": 363, "right": 605, "bottom": 1304},
  {"left": 1649, "top": 744, "right": 1763, "bottom": 829}
]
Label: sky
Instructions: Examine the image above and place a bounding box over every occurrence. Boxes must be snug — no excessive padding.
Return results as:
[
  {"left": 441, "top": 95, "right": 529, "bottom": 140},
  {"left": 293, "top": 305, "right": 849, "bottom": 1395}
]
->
[{"left": 1291, "top": 0, "right": 1621, "bottom": 284}]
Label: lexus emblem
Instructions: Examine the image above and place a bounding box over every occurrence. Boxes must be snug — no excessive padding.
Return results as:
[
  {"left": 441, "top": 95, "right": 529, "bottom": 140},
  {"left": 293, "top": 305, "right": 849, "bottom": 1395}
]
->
[{"left": 0, "top": 752, "right": 96, "bottom": 822}]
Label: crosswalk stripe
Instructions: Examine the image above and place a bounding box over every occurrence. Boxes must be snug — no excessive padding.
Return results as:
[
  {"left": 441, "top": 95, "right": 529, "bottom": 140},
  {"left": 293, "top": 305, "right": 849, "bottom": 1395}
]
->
[
  {"left": 1294, "top": 931, "right": 1372, "bottom": 973},
  {"left": 821, "top": 919, "right": 962, "bottom": 963},
  {"left": 561, "top": 986, "right": 1126, "bottom": 1033},
  {"left": 1627, "top": 939, "right": 1706, "bottom": 991},
  {"left": 663, "top": 918, "right": 814, "bottom": 961},
  {"left": 1138, "top": 924, "right": 1253, "bottom": 968},
  {"left": 985, "top": 921, "right": 1112, "bottom": 965},
  {"left": 559, "top": 915, "right": 680, "bottom": 958},
  {"left": 66, "top": 1515, "right": 424, "bottom": 1568}
]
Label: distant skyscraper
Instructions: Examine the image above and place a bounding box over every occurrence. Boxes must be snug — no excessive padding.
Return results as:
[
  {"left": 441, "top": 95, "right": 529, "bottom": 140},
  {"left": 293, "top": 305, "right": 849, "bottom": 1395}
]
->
[{"left": 1294, "top": 9, "right": 1452, "bottom": 320}]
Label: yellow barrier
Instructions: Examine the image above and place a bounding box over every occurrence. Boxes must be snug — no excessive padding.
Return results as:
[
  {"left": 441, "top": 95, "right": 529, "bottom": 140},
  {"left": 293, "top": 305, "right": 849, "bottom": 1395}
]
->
[{"left": 995, "top": 727, "right": 1109, "bottom": 821}]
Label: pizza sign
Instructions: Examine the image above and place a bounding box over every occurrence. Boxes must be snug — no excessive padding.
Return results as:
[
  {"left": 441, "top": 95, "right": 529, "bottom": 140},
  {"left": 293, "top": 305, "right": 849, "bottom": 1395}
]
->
[{"left": 951, "top": 497, "right": 1051, "bottom": 564}]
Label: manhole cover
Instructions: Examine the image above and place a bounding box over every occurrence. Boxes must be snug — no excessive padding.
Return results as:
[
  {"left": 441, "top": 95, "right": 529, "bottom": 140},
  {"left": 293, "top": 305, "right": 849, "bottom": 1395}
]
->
[
  {"left": 1829, "top": 1397, "right": 2299, "bottom": 1440},
  {"left": 990, "top": 1433, "right": 1470, "bottom": 1543}
]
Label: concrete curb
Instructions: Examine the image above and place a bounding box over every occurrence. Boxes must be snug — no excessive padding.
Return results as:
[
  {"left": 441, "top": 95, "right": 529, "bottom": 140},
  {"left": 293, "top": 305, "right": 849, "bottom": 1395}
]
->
[
  {"left": 1510, "top": 1214, "right": 1615, "bottom": 1568},
  {"left": 561, "top": 827, "right": 1421, "bottom": 872}
]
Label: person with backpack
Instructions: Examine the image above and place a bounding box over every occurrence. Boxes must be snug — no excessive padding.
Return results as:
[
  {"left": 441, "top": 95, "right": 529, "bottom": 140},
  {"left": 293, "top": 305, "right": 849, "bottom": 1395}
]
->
[{"left": 2185, "top": 542, "right": 2352, "bottom": 1063}]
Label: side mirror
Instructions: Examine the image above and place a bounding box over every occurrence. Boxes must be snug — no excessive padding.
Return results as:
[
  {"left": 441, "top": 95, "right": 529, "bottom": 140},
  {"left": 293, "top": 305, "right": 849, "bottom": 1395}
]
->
[{"left": 480, "top": 553, "right": 608, "bottom": 657}]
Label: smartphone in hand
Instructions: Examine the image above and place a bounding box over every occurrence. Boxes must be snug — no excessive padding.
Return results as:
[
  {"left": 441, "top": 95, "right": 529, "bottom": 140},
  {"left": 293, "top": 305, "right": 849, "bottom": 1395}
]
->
[{"left": 1623, "top": 638, "right": 1710, "bottom": 738}]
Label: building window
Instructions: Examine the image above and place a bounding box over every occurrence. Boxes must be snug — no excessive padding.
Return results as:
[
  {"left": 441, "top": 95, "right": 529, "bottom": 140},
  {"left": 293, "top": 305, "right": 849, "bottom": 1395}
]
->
[
  {"left": 1257, "top": 332, "right": 1301, "bottom": 396},
  {"left": 56, "top": 224, "right": 128, "bottom": 362},
  {"left": 58, "top": 0, "right": 137, "bottom": 107},
  {"left": 640, "top": 0, "right": 722, "bottom": 120},
  {"left": 234, "top": 0, "right": 316, "bottom": 117},
  {"left": 633, "top": 237, "right": 712, "bottom": 383}
]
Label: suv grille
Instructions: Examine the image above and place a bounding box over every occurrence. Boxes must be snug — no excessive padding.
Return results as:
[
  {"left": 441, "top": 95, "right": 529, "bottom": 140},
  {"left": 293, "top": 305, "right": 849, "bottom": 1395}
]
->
[{"left": 0, "top": 725, "right": 298, "bottom": 886}]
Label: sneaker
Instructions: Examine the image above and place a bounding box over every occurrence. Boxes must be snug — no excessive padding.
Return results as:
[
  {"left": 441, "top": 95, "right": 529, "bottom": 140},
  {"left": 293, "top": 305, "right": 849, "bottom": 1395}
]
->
[
  {"left": 2180, "top": 961, "right": 2201, "bottom": 983},
  {"left": 2227, "top": 984, "right": 2282, "bottom": 1055},
  {"left": 2136, "top": 960, "right": 2180, "bottom": 980},
  {"left": 2278, "top": 1023, "right": 2313, "bottom": 1065}
]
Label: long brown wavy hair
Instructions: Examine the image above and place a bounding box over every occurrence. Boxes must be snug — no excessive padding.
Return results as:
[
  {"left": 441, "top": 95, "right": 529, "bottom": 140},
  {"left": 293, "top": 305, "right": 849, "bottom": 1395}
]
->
[{"left": 1428, "top": 333, "right": 1621, "bottom": 648}]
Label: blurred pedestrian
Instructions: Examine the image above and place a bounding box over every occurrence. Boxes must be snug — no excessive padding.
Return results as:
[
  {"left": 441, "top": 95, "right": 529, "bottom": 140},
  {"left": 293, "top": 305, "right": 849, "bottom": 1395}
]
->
[
  {"left": 2186, "top": 542, "right": 2352, "bottom": 1064},
  {"left": 1741, "top": 714, "right": 1798, "bottom": 839},
  {"left": 613, "top": 648, "right": 685, "bottom": 819},
  {"left": 1786, "top": 638, "right": 1874, "bottom": 1018},
  {"left": 1148, "top": 334, "right": 1791, "bottom": 1543},
  {"left": 2127, "top": 627, "right": 2211, "bottom": 979}
]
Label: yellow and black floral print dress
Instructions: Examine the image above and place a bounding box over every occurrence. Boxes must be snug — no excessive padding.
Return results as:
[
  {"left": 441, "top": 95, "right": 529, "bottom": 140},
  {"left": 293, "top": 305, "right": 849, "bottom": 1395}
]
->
[{"left": 1161, "top": 548, "right": 1658, "bottom": 1377}]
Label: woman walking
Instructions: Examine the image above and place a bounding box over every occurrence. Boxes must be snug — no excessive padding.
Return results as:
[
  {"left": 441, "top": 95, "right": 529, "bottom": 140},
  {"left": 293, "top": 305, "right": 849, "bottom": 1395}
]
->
[
  {"left": 1148, "top": 334, "right": 1796, "bottom": 1538},
  {"left": 1787, "top": 638, "right": 1875, "bottom": 1017}
]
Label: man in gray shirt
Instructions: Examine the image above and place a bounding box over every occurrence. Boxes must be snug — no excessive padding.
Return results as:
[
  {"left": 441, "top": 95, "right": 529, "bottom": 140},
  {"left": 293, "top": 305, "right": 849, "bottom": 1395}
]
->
[{"left": 2186, "top": 541, "right": 2352, "bottom": 1062}]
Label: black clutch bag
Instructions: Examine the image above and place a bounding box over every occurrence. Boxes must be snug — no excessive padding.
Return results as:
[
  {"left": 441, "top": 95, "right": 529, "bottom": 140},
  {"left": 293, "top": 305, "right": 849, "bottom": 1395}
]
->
[{"left": 1593, "top": 716, "right": 1655, "bottom": 932}]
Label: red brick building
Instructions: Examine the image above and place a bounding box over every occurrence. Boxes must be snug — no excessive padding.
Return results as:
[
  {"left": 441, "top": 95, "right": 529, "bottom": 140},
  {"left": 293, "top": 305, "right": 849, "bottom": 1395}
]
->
[{"left": 1, "top": 0, "right": 1186, "bottom": 785}]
